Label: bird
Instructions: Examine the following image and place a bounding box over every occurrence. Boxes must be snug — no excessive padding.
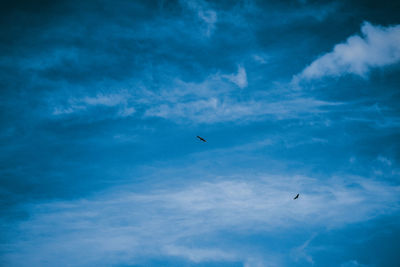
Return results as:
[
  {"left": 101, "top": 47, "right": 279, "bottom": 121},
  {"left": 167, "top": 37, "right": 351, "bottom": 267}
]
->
[
  {"left": 196, "top": 136, "right": 207, "bottom": 142},
  {"left": 294, "top": 194, "right": 299, "bottom": 200}
]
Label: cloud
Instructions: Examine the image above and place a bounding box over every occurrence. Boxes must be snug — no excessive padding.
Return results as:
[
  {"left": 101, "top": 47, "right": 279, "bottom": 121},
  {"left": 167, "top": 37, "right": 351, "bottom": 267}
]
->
[
  {"left": 291, "top": 233, "right": 317, "bottom": 264},
  {"left": 81, "top": 93, "right": 126, "bottom": 107},
  {"left": 340, "top": 260, "right": 368, "bottom": 267},
  {"left": 294, "top": 22, "right": 400, "bottom": 81},
  {"left": 163, "top": 245, "right": 237, "bottom": 263},
  {"left": 140, "top": 66, "right": 338, "bottom": 123},
  {"left": 377, "top": 155, "right": 392, "bottom": 166},
  {"left": 252, "top": 54, "right": 268, "bottom": 64},
  {"left": 144, "top": 96, "right": 338, "bottom": 123},
  {"left": 181, "top": 0, "right": 218, "bottom": 37},
  {"left": 52, "top": 91, "right": 135, "bottom": 117},
  {"left": 3, "top": 174, "right": 399, "bottom": 266},
  {"left": 223, "top": 65, "right": 248, "bottom": 88},
  {"left": 48, "top": 66, "right": 337, "bottom": 124}
]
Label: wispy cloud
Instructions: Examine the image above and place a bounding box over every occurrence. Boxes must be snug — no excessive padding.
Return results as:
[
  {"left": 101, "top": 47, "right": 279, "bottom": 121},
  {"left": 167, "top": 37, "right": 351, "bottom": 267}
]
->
[
  {"left": 294, "top": 22, "right": 400, "bottom": 82},
  {"left": 3, "top": 174, "right": 399, "bottom": 266},
  {"left": 377, "top": 155, "right": 392, "bottom": 166},
  {"left": 252, "top": 54, "right": 268, "bottom": 64},
  {"left": 52, "top": 91, "right": 135, "bottom": 117},
  {"left": 49, "top": 64, "right": 338, "bottom": 124},
  {"left": 223, "top": 65, "right": 248, "bottom": 89},
  {"left": 141, "top": 66, "right": 338, "bottom": 123},
  {"left": 181, "top": 0, "right": 217, "bottom": 37},
  {"left": 144, "top": 96, "right": 338, "bottom": 124},
  {"left": 163, "top": 245, "right": 237, "bottom": 263},
  {"left": 340, "top": 260, "right": 368, "bottom": 267},
  {"left": 290, "top": 233, "right": 317, "bottom": 264}
]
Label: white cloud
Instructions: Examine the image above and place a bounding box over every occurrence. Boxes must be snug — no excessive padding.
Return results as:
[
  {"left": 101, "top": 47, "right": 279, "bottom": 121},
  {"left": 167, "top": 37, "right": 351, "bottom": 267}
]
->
[
  {"left": 252, "top": 54, "right": 268, "bottom": 64},
  {"left": 52, "top": 104, "right": 86, "bottom": 115},
  {"left": 142, "top": 67, "right": 337, "bottom": 124},
  {"left": 3, "top": 174, "right": 399, "bottom": 266},
  {"left": 81, "top": 93, "right": 126, "bottom": 107},
  {"left": 144, "top": 97, "right": 337, "bottom": 123},
  {"left": 49, "top": 64, "right": 338, "bottom": 124},
  {"left": 295, "top": 22, "right": 400, "bottom": 81},
  {"left": 223, "top": 65, "right": 248, "bottom": 88},
  {"left": 118, "top": 106, "right": 135, "bottom": 117},
  {"left": 52, "top": 91, "right": 135, "bottom": 117}
]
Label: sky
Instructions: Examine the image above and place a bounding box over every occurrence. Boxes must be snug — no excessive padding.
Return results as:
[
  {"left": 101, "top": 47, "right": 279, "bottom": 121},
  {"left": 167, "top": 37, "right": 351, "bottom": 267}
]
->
[{"left": 1, "top": 0, "right": 400, "bottom": 266}]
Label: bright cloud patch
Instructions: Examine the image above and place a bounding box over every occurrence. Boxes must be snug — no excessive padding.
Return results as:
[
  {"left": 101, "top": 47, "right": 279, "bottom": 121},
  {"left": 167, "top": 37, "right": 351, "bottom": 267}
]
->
[
  {"left": 3, "top": 175, "right": 399, "bottom": 266},
  {"left": 295, "top": 22, "right": 400, "bottom": 81}
]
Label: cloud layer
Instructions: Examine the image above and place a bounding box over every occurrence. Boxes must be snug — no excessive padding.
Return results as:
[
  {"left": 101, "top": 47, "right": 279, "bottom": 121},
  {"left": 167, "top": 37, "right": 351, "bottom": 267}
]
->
[
  {"left": 51, "top": 67, "right": 337, "bottom": 124},
  {"left": 3, "top": 174, "right": 399, "bottom": 266}
]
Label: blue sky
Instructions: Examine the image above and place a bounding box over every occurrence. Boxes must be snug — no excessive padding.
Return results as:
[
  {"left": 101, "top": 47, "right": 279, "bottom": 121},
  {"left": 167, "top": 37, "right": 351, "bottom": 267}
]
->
[{"left": 1, "top": 0, "right": 400, "bottom": 266}]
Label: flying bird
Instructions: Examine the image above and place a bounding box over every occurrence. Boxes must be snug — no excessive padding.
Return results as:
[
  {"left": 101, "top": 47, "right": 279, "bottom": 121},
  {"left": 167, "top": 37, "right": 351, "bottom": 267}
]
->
[
  {"left": 196, "top": 136, "right": 207, "bottom": 142},
  {"left": 294, "top": 194, "right": 299, "bottom": 200}
]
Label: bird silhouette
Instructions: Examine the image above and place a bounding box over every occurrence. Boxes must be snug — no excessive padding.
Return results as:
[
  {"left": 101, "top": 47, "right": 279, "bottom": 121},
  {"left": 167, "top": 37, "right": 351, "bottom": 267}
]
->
[
  {"left": 196, "top": 136, "right": 207, "bottom": 142},
  {"left": 294, "top": 194, "right": 299, "bottom": 200}
]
